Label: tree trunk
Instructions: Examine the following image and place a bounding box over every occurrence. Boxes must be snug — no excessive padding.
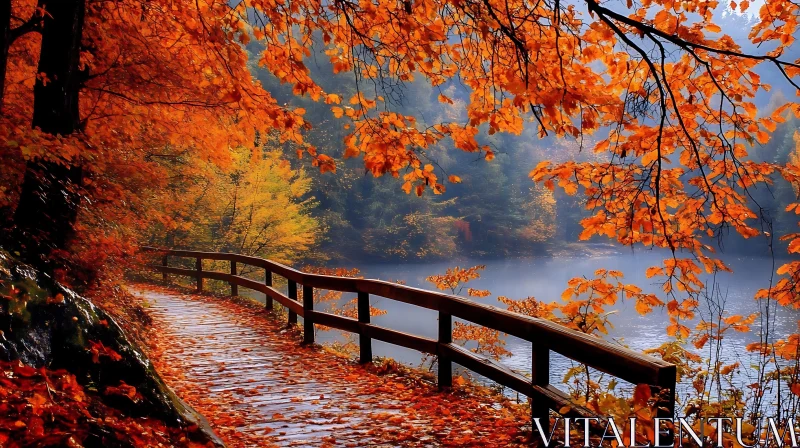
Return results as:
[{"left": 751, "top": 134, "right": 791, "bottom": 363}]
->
[
  {"left": 10, "top": 0, "right": 85, "bottom": 271},
  {"left": 0, "top": 0, "right": 11, "bottom": 111}
]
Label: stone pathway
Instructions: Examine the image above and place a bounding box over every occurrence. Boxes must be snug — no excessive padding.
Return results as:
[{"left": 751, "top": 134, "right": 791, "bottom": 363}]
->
[{"left": 132, "top": 285, "right": 531, "bottom": 447}]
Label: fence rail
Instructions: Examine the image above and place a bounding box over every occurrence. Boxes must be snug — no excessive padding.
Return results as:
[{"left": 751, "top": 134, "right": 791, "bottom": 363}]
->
[{"left": 142, "top": 246, "right": 676, "bottom": 430}]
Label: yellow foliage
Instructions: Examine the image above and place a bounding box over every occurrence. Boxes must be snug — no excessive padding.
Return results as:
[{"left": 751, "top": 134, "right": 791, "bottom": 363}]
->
[
  {"left": 151, "top": 144, "right": 319, "bottom": 265},
  {"left": 517, "top": 184, "right": 557, "bottom": 243}
]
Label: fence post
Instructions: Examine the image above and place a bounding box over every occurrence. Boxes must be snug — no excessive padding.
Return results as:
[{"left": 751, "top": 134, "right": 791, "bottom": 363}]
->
[
  {"left": 161, "top": 255, "right": 168, "bottom": 282},
  {"left": 302, "top": 285, "right": 314, "bottom": 344},
  {"left": 264, "top": 269, "right": 273, "bottom": 310},
  {"left": 229, "top": 260, "right": 238, "bottom": 296},
  {"left": 287, "top": 280, "right": 298, "bottom": 325},
  {"left": 358, "top": 291, "right": 372, "bottom": 364},
  {"left": 438, "top": 311, "right": 452, "bottom": 388},
  {"left": 531, "top": 345, "right": 550, "bottom": 434},
  {"left": 195, "top": 257, "right": 203, "bottom": 292},
  {"left": 655, "top": 365, "right": 677, "bottom": 444}
]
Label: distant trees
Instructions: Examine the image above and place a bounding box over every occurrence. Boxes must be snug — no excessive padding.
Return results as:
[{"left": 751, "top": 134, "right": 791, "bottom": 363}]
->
[
  {"left": 256, "top": 57, "right": 565, "bottom": 260},
  {"left": 296, "top": 134, "right": 564, "bottom": 261},
  {"left": 148, "top": 145, "right": 320, "bottom": 265}
]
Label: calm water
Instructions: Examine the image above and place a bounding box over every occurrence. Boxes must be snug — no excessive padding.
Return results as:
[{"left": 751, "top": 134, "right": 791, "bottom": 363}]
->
[{"left": 250, "top": 249, "right": 799, "bottom": 399}]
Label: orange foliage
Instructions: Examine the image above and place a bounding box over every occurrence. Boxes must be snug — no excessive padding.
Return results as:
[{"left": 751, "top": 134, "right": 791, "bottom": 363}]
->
[
  {"left": 453, "top": 219, "right": 473, "bottom": 242},
  {"left": 452, "top": 321, "right": 511, "bottom": 360},
  {"left": 6, "top": 0, "right": 798, "bottom": 272},
  {"left": 498, "top": 295, "right": 558, "bottom": 320},
  {"left": 426, "top": 265, "right": 508, "bottom": 360},
  {"left": 0, "top": 360, "right": 210, "bottom": 447},
  {"left": 426, "top": 265, "right": 489, "bottom": 297},
  {"left": 1, "top": 0, "right": 316, "bottom": 280},
  {"left": 1, "top": 0, "right": 799, "bottom": 303},
  {"left": 300, "top": 266, "right": 386, "bottom": 341},
  {"left": 560, "top": 269, "right": 663, "bottom": 336},
  {"left": 6, "top": 0, "right": 800, "bottom": 434}
]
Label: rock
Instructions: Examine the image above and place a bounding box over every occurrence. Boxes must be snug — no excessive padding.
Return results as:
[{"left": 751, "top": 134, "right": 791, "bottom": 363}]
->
[{"left": 0, "top": 251, "right": 224, "bottom": 447}]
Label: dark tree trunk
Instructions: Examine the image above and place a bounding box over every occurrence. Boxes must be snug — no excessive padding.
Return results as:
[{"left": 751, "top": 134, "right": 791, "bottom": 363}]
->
[
  {"left": 10, "top": 0, "right": 86, "bottom": 271},
  {"left": 0, "top": 0, "right": 11, "bottom": 110}
]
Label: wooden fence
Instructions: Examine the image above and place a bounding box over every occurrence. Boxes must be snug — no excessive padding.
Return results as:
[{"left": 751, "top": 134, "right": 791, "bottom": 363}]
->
[{"left": 142, "top": 247, "right": 676, "bottom": 431}]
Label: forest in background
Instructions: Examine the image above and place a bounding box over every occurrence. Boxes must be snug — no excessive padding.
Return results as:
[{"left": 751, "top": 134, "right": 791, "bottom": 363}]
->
[{"left": 151, "top": 31, "right": 800, "bottom": 264}]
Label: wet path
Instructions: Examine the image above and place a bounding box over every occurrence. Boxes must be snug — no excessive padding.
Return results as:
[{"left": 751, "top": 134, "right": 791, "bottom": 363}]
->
[{"left": 133, "top": 285, "right": 530, "bottom": 447}]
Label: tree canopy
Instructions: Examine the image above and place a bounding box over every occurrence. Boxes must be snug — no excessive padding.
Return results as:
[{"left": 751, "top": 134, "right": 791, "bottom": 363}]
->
[{"left": 2, "top": 0, "right": 800, "bottom": 358}]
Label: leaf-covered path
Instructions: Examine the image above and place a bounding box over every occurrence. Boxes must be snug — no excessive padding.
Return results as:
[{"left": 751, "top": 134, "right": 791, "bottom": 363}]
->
[{"left": 132, "top": 285, "right": 531, "bottom": 448}]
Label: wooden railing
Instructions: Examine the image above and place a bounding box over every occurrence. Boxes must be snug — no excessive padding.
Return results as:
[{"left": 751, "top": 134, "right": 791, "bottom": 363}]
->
[{"left": 142, "top": 247, "right": 676, "bottom": 430}]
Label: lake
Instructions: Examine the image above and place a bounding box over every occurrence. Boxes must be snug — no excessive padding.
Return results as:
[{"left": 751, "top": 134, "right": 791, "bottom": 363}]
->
[{"left": 249, "top": 248, "right": 799, "bottom": 401}]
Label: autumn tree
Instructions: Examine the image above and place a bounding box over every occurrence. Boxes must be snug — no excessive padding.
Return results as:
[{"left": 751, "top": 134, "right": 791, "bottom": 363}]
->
[
  {"left": 517, "top": 184, "right": 557, "bottom": 244},
  {"left": 149, "top": 145, "right": 320, "bottom": 266},
  {"left": 1, "top": 0, "right": 313, "bottom": 277},
  {"left": 5, "top": 0, "right": 800, "bottom": 431},
  {"left": 5, "top": 0, "right": 84, "bottom": 271},
  {"left": 426, "top": 266, "right": 510, "bottom": 361},
  {"left": 10, "top": 0, "right": 792, "bottom": 276}
]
